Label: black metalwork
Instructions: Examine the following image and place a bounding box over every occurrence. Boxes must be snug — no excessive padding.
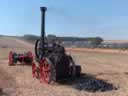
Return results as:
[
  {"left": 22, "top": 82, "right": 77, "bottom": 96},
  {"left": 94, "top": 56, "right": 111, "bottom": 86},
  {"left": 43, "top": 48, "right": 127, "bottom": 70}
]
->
[{"left": 34, "top": 6, "right": 81, "bottom": 83}]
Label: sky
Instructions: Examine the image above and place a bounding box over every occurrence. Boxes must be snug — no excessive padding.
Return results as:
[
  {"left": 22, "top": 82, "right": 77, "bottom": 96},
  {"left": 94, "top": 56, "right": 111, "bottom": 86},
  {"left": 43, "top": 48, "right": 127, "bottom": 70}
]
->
[{"left": 0, "top": 0, "right": 128, "bottom": 40}]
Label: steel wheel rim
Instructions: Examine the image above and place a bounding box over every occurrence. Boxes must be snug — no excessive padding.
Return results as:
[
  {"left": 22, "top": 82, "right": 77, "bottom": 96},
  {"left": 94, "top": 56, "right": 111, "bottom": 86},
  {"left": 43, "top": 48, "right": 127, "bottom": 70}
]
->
[{"left": 40, "top": 58, "right": 51, "bottom": 84}]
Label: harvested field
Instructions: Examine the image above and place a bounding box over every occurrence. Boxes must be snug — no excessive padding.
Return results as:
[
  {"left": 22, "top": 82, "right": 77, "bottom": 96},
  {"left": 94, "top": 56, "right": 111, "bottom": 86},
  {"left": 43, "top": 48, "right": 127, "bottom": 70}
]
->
[
  {"left": 0, "top": 37, "right": 128, "bottom": 96},
  {"left": 66, "top": 48, "right": 128, "bottom": 55},
  {"left": 103, "top": 40, "right": 128, "bottom": 44},
  {"left": 0, "top": 37, "right": 34, "bottom": 60},
  {"left": 0, "top": 60, "right": 16, "bottom": 96},
  {"left": 0, "top": 37, "right": 33, "bottom": 48}
]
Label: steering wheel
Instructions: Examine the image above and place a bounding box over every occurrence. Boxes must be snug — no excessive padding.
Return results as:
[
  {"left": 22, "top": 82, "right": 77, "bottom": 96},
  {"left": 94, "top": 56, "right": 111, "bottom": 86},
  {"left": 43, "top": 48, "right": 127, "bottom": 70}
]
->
[{"left": 35, "top": 39, "right": 43, "bottom": 60}]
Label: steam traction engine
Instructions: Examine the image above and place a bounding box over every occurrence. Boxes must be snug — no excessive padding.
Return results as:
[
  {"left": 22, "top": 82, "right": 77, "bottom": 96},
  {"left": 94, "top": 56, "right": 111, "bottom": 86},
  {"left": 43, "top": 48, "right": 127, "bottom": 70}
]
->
[{"left": 32, "top": 7, "right": 81, "bottom": 84}]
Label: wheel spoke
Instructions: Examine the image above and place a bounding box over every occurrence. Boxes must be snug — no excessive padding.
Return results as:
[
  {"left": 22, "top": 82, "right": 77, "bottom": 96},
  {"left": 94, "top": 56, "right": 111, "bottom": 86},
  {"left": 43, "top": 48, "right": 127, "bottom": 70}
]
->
[
  {"left": 43, "top": 67, "right": 50, "bottom": 71},
  {"left": 39, "top": 58, "right": 51, "bottom": 83}
]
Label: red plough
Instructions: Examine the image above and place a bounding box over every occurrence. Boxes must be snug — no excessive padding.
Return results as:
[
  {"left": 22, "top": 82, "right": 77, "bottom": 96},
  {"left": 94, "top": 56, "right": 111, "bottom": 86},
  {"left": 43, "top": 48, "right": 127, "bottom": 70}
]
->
[{"left": 8, "top": 51, "right": 33, "bottom": 66}]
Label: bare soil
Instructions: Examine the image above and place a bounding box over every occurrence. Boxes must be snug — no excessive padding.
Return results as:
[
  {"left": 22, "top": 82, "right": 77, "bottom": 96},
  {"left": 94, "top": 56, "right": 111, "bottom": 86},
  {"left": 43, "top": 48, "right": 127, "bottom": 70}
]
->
[
  {"left": 103, "top": 40, "right": 128, "bottom": 44},
  {"left": 0, "top": 37, "right": 128, "bottom": 96},
  {"left": 66, "top": 48, "right": 128, "bottom": 54}
]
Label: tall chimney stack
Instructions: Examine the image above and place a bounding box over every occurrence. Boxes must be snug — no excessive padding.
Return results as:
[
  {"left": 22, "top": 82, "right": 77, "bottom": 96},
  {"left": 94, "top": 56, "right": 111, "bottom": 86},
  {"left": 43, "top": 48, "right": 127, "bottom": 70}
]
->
[
  {"left": 40, "top": 7, "right": 47, "bottom": 39},
  {"left": 40, "top": 7, "right": 47, "bottom": 58}
]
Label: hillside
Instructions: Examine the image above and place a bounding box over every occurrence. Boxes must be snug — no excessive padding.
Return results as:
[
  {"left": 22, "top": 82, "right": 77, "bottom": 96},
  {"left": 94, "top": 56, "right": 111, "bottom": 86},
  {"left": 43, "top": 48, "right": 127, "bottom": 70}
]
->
[{"left": 0, "top": 37, "right": 33, "bottom": 48}]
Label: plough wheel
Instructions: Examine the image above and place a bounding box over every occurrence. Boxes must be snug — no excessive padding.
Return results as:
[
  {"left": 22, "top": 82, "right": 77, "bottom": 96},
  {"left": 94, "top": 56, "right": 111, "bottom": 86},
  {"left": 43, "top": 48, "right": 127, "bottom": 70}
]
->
[
  {"left": 40, "top": 58, "right": 55, "bottom": 84},
  {"left": 9, "top": 51, "right": 14, "bottom": 66}
]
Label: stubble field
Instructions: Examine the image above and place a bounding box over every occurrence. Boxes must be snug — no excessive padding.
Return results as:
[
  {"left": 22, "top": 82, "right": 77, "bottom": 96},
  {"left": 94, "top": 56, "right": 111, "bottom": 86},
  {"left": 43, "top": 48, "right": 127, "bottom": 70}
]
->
[{"left": 0, "top": 37, "right": 128, "bottom": 96}]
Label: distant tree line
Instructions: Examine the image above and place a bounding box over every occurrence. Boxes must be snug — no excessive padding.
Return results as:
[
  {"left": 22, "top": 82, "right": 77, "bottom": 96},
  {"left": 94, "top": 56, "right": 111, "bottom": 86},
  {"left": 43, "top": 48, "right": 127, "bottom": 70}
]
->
[
  {"left": 2, "top": 34, "right": 128, "bottom": 49},
  {"left": 0, "top": 35, "right": 3, "bottom": 37},
  {"left": 22, "top": 34, "right": 104, "bottom": 46},
  {"left": 22, "top": 34, "right": 40, "bottom": 43}
]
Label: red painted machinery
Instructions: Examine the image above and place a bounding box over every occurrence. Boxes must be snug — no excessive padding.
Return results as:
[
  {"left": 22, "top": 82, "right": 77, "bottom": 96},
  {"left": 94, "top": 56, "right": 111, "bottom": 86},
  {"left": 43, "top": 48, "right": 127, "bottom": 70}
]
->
[
  {"left": 32, "top": 7, "right": 81, "bottom": 84},
  {"left": 9, "top": 51, "right": 33, "bottom": 66}
]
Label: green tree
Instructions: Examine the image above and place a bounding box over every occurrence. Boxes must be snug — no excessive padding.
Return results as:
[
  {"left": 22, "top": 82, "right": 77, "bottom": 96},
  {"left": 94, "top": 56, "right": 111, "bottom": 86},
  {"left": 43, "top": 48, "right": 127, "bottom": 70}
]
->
[{"left": 91, "top": 37, "right": 103, "bottom": 46}]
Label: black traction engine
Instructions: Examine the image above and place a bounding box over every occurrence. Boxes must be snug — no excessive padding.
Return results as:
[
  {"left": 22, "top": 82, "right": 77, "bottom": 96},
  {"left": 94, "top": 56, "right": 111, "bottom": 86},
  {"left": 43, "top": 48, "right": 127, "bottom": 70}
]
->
[{"left": 32, "top": 7, "right": 81, "bottom": 84}]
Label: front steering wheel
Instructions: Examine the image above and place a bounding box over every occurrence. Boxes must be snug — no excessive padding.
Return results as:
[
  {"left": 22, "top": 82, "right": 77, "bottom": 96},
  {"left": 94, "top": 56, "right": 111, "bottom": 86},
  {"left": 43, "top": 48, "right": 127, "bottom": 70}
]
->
[{"left": 35, "top": 39, "right": 43, "bottom": 60}]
